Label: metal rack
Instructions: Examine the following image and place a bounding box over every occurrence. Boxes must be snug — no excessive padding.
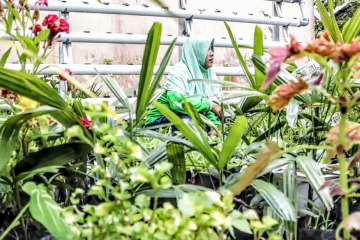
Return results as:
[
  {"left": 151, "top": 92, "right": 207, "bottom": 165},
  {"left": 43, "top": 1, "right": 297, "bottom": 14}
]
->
[{"left": 1, "top": 0, "right": 309, "bottom": 76}]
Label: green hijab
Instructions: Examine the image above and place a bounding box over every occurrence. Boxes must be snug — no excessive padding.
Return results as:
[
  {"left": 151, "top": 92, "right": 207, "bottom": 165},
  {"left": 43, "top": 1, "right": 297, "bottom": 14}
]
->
[{"left": 164, "top": 37, "right": 220, "bottom": 101}]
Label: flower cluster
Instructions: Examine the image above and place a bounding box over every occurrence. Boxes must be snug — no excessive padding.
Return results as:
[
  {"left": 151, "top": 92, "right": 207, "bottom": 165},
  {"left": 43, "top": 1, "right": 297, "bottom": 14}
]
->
[
  {"left": 29, "top": 24, "right": 42, "bottom": 36},
  {"left": 1, "top": 88, "right": 18, "bottom": 100},
  {"left": 263, "top": 31, "right": 360, "bottom": 89},
  {"left": 79, "top": 117, "right": 92, "bottom": 130},
  {"left": 268, "top": 78, "right": 308, "bottom": 112},
  {"left": 42, "top": 14, "right": 69, "bottom": 34}
]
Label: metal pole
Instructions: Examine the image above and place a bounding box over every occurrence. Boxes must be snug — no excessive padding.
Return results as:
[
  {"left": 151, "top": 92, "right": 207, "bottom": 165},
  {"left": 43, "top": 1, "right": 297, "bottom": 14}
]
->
[
  {"left": 3, "top": 64, "right": 253, "bottom": 76},
  {"left": 1, "top": 31, "right": 287, "bottom": 48},
  {"left": 273, "top": 2, "right": 280, "bottom": 41},
  {"left": 58, "top": 0, "right": 73, "bottom": 99},
  {"left": 0, "top": 0, "right": 306, "bottom": 27}
]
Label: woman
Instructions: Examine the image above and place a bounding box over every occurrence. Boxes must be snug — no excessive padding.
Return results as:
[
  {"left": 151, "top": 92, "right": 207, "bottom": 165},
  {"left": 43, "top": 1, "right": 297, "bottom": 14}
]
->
[{"left": 145, "top": 37, "right": 222, "bottom": 136}]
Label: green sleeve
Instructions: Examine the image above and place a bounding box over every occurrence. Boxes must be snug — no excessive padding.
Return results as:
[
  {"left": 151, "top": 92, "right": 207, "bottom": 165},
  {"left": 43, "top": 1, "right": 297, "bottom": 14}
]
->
[
  {"left": 167, "top": 91, "right": 221, "bottom": 127},
  {"left": 167, "top": 91, "right": 211, "bottom": 115},
  {"left": 205, "top": 111, "right": 221, "bottom": 127}
]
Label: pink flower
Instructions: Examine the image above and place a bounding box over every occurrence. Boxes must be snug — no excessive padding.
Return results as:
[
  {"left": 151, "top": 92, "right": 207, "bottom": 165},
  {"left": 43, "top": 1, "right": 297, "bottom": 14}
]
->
[
  {"left": 261, "top": 35, "right": 305, "bottom": 90},
  {"left": 8, "top": 0, "right": 15, "bottom": 3},
  {"left": 59, "top": 68, "right": 72, "bottom": 81},
  {"left": 29, "top": 24, "right": 42, "bottom": 36},
  {"left": 79, "top": 117, "right": 91, "bottom": 130},
  {"left": 35, "top": 0, "right": 48, "bottom": 6}
]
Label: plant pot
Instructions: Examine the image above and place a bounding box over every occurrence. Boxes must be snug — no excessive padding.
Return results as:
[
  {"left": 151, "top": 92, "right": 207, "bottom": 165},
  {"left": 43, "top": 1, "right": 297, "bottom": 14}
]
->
[{"left": 272, "top": 164, "right": 339, "bottom": 217}]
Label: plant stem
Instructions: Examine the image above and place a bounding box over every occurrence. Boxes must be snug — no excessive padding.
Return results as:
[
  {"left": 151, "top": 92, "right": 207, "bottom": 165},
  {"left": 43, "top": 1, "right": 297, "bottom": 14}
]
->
[
  {"left": 338, "top": 112, "right": 350, "bottom": 239},
  {"left": 12, "top": 169, "right": 28, "bottom": 240},
  {"left": 0, "top": 203, "right": 30, "bottom": 240}
]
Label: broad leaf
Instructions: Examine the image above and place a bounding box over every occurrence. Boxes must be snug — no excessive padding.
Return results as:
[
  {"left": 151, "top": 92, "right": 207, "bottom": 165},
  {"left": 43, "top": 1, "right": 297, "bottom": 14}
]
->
[
  {"left": 219, "top": 116, "right": 247, "bottom": 170},
  {"left": 23, "top": 182, "right": 76, "bottom": 240},
  {"left": 154, "top": 101, "right": 217, "bottom": 167},
  {"left": 252, "top": 179, "right": 297, "bottom": 222},
  {"left": 0, "top": 106, "right": 67, "bottom": 174},
  {"left": 14, "top": 142, "right": 92, "bottom": 175},
  {"left": 166, "top": 142, "right": 186, "bottom": 184},
  {"left": 296, "top": 156, "right": 334, "bottom": 210},
  {"left": 0, "top": 68, "right": 69, "bottom": 110}
]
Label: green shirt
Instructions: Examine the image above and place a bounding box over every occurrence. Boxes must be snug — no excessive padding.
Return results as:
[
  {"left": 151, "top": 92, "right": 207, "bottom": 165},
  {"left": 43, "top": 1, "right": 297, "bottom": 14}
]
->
[{"left": 145, "top": 90, "right": 221, "bottom": 127}]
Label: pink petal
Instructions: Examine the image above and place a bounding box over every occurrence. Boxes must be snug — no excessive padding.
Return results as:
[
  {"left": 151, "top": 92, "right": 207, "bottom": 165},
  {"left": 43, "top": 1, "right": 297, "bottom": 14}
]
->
[{"left": 261, "top": 62, "right": 281, "bottom": 90}]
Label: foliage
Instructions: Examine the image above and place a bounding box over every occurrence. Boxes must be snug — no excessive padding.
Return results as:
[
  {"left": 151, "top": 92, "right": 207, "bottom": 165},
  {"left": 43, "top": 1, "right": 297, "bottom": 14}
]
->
[{"left": 3, "top": 0, "right": 360, "bottom": 239}]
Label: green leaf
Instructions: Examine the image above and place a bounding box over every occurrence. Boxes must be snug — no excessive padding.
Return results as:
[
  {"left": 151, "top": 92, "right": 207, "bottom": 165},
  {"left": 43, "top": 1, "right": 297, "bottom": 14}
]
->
[
  {"left": 166, "top": 142, "right": 186, "bottom": 184},
  {"left": 296, "top": 156, "right": 334, "bottom": 210},
  {"left": 183, "top": 100, "right": 206, "bottom": 129},
  {"left": 14, "top": 142, "right": 92, "bottom": 175},
  {"left": 154, "top": 101, "right": 218, "bottom": 167},
  {"left": 0, "top": 106, "right": 65, "bottom": 174},
  {"left": 253, "top": 121, "right": 286, "bottom": 143},
  {"left": 0, "top": 47, "right": 12, "bottom": 68},
  {"left": 254, "top": 26, "right": 264, "bottom": 89},
  {"left": 342, "top": 6, "right": 360, "bottom": 43},
  {"left": 148, "top": 37, "right": 177, "bottom": 109},
  {"left": 224, "top": 21, "right": 256, "bottom": 87},
  {"left": 23, "top": 182, "right": 76, "bottom": 240},
  {"left": 316, "top": 0, "right": 343, "bottom": 43},
  {"left": 17, "top": 35, "right": 39, "bottom": 54},
  {"left": 219, "top": 116, "right": 247, "bottom": 170},
  {"left": 0, "top": 68, "right": 69, "bottom": 110},
  {"left": 37, "top": 29, "right": 50, "bottom": 41},
  {"left": 6, "top": 1, "right": 21, "bottom": 23},
  {"left": 136, "top": 22, "right": 161, "bottom": 123},
  {"left": 15, "top": 166, "right": 62, "bottom": 183},
  {"left": 96, "top": 72, "right": 132, "bottom": 112},
  {"left": 252, "top": 179, "right": 297, "bottom": 222}
]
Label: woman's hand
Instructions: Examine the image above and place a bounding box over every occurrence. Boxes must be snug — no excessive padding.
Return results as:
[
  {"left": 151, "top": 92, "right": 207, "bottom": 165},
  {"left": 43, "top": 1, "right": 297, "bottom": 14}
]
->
[
  {"left": 211, "top": 103, "right": 222, "bottom": 118},
  {"left": 208, "top": 129, "right": 217, "bottom": 136}
]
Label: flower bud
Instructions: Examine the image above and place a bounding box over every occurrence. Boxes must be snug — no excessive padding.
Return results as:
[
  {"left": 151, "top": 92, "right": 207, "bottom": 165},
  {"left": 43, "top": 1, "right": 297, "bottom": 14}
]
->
[{"left": 33, "top": 6, "right": 40, "bottom": 21}]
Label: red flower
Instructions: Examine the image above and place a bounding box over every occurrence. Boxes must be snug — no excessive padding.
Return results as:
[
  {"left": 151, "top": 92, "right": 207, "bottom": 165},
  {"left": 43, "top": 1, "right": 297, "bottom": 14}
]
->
[
  {"left": 59, "top": 68, "right": 72, "bottom": 81},
  {"left": 79, "top": 117, "right": 91, "bottom": 130},
  {"left": 42, "top": 14, "right": 70, "bottom": 34},
  {"left": 47, "top": 117, "right": 55, "bottom": 125},
  {"left": 35, "top": 0, "right": 48, "bottom": 6},
  {"left": 29, "top": 24, "right": 42, "bottom": 36},
  {"left": 1, "top": 88, "right": 18, "bottom": 100}
]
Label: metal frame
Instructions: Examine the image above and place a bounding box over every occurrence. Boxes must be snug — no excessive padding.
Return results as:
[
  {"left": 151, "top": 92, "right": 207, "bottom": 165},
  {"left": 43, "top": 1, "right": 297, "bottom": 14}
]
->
[
  {"left": 1, "top": 0, "right": 309, "bottom": 27},
  {"left": 0, "top": 0, "right": 308, "bottom": 84},
  {"left": 1, "top": 31, "right": 287, "bottom": 48},
  {"left": 58, "top": 0, "right": 73, "bottom": 97}
]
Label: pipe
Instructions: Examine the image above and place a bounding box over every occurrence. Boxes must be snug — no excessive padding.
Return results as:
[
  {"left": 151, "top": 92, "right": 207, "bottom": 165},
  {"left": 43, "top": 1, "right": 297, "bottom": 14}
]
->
[
  {"left": 3, "top": 64, "right": 254, "bottom": 76},
  {"left": 298, "top": 0, "right": 309, "bottom": 27},
  {"left": 0, "top": 31, "right": 286, "bottom": 49},
  {"left": 0, "top": 0, "right": 306, "bottom": 27}
]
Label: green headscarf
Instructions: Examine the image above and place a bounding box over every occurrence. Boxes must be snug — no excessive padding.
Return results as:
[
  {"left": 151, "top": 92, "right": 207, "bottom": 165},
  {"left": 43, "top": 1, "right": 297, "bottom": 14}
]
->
[{"left": 164, "top": 37, "right": 220, "bottom": 102}]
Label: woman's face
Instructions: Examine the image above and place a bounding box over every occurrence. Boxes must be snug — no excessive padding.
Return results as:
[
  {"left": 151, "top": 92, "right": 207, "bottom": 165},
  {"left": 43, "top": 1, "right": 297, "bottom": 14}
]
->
[{"left": 205, "top": 46, "right": 214, "bottom": 68}]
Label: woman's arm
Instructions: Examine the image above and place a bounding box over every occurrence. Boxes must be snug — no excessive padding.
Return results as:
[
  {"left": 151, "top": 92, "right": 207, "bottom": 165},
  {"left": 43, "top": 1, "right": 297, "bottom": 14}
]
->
[{"left": 167, "top": 91, "right": 211, "bottom": 115}]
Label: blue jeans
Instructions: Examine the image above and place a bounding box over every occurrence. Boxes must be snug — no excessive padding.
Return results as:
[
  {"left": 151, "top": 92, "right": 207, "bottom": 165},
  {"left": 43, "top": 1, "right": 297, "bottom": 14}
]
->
[{"left": 146, "top": 115, "right": 211, "bottom": 133}]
